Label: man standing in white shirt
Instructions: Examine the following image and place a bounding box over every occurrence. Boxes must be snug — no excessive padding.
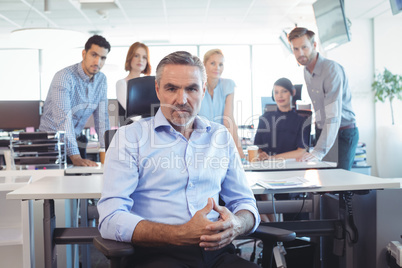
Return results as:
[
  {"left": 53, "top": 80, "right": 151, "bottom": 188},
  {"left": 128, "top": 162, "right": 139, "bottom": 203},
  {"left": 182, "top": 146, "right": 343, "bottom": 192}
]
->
[{"left": 288, "top": 27, "right": 359, "bottom": 170}]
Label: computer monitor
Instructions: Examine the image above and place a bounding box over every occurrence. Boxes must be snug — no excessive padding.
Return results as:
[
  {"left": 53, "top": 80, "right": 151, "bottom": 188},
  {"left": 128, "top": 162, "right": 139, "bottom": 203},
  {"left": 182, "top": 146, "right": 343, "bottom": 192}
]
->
[
  {"left": 126, "top": 76, "right": 160, "bottom": 119},
  {"left": 0, "top": 100, "right": 43, "bottom": 131},
  {"left": 261, "top": 97, "right": 277, "bottom": 113},
  {"left": 313, "top": 0, "right": 351, "bottom": 50}
]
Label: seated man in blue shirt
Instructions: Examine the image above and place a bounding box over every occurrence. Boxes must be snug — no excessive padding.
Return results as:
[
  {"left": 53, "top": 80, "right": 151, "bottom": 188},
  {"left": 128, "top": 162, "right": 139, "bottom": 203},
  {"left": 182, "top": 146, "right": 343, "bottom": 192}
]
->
[
  {"left": 97, "top": 51, "right": 260, "bottom": 268},
  {"left": 39, "top": 35, "right": 111, "bottom": 167}
]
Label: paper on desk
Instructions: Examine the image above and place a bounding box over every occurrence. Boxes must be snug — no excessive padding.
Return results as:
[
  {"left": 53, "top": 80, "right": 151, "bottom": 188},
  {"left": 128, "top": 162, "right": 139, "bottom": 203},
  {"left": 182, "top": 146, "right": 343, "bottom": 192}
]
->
[{"left": 256, "top": 176, "right": 321, "bottom": 190}]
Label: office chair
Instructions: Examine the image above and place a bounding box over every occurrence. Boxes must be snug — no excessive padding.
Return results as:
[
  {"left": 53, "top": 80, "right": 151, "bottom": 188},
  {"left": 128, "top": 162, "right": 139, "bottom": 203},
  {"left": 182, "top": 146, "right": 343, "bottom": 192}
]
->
[
  {"left": 125, "top": 76, "right": 159, "bottom": 121},
  {"left": 94, "top": 76, "right": 297, "bottom": 267},
  {"left": 292, "top": 84, "right": 303, "bottom": 107},
  {"left": 103, "top": 75, "right": 159, "bottom": 158},
  {"left": 94, "top": 225, "right": 295, "bottom": 268},
  {"left": 295, "top": 109, "right": 312, "bottom": 149}
]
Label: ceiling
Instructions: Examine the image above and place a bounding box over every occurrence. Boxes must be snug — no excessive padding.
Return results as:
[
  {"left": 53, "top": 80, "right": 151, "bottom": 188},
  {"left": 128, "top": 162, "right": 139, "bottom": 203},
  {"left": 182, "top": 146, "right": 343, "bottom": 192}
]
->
[{"left": 0, "top": 0, "right": 391, "bottom": 48}]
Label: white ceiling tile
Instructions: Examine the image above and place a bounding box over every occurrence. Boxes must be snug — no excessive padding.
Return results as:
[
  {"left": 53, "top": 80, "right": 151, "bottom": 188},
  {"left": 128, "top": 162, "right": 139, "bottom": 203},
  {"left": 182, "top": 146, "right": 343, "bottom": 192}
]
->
[{"left": 0, "top": 0, "right": 388, "bottom": 47}]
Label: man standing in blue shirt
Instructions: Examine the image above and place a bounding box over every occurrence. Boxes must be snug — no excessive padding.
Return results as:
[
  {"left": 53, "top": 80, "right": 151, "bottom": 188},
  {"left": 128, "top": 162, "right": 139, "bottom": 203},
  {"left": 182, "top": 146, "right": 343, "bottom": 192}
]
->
[
  {"left": 288, "top": 27, "right": 359, "bottom": 170},
  {"left": 39, "top": 35, "right": 110, "bottom": 166},
  {"left": 97, "top": 51, "right": 260, "bottom": 267}
]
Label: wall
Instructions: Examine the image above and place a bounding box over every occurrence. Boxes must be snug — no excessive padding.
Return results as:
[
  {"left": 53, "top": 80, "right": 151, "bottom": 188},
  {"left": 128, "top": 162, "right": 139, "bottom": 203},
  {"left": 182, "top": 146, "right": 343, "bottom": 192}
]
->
[
  {"left": 374, "top": 11, "right": 402, "bottom": 128},
  {"left": 373, "top": 12, "right": 402, "bottom": 128},
  {"left": 373, "top": 12, "right": 402, "bottom": 178}
]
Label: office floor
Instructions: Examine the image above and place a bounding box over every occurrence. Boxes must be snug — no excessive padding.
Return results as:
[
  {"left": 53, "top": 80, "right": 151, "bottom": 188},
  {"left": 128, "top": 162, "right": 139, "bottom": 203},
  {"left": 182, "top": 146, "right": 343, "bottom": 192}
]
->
[{"left": 87, "top": 240, "right": 262, "bottom": 267}]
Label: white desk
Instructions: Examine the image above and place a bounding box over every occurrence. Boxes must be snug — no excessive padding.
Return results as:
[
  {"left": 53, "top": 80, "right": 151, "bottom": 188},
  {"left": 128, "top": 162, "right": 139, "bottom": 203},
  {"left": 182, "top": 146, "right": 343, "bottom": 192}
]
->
[
  {"left": 247, "top": 169, "right": 400, "bottom": 268},
  {"left": 8, "top": 175, "right": 103, "bottom": 200},
  {"left": 244, "top": 159, "right": 336, "bottom": 171},
  {"left": 7, "top": 170, "right": 401, "bottom": 268},
  {"left": 0, "top": 168, "right": 99, "bottom": 268},
  {"left": 63, "top": 160, "right": 333, "bottom": 175},
  {"left": 7, "top": 175, "right": 103, "bottom": 268},
  {"left": 247, "top": 169, "right": 399, "bottom": 194}
]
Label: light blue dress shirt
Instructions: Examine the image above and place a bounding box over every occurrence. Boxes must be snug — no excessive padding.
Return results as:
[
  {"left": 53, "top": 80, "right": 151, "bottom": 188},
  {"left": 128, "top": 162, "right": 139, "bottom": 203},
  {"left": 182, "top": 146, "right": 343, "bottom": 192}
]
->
[
  {"left": 97, "top": 109, "right": 260, "bottom": 242},
  {"left": 39, "top": 62, "right": 109, "bottom": 156},
  {"left": 198, "top": 78, "right": 235, "bottom": 125}
]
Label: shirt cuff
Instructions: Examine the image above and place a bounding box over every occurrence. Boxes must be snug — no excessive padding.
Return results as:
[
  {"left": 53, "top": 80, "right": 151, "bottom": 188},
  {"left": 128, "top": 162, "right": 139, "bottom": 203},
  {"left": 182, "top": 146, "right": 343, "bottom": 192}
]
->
[
  {"left": 233, "top": 203, "right": 261, "bottom": 234},
  {"left": 310, "top": 149, "right": 324, "bottom": 161},
  {"left": 67, "top": 147, "right": 80, "bottom": 156},
  {"left": 100, "top": 212, "right": 144, "bottom": 243}
]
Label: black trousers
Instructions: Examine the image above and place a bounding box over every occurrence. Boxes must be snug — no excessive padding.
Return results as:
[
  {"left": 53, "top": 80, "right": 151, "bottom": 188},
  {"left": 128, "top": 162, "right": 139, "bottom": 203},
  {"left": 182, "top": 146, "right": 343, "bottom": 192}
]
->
[{"left": 122, "top": 243, "right": 259, "bottom": 268}]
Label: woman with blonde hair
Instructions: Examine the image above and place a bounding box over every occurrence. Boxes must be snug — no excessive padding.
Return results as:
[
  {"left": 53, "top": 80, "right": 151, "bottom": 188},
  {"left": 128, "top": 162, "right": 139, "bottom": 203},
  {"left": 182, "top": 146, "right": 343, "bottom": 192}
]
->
[
  {"left": 116, "top": 42, "right": 151, "bottom": 111},
  {"left": 199, "top": 49, "right": 245, "bottom": 158}
]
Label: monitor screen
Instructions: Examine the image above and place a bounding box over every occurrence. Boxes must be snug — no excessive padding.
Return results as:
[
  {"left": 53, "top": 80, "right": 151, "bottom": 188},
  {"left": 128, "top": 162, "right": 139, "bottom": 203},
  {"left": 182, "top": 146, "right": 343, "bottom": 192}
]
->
[
  {"left": 313, "top": 0, "right": 351, "bottom": 51},
  {"left": 261, "top": 97, "right": 277, "bottom": 114},
  {"left": 390, "top": 0, "right": 402, "bottom": 15},
  {"left": 0, "top": 101, "right": 42, "bottom": 131},
  {"left": 126, "top": 76, "right": 160, "bottom": 118}
]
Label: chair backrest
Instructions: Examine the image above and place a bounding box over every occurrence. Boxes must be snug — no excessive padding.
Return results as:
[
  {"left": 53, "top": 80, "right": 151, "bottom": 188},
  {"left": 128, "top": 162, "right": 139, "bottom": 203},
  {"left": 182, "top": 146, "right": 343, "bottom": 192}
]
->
[
  {"left": 126, "top": 76, "right": 160, "bottom": 119},
  {"left": 296, "top": 109, "right": 312, "bottom": 148},
  {"left": 293, "top": 84, "right": 303, "bottom": 106},
  {"left": 104, "top": 129, "right": 117, "bottom": 152}
]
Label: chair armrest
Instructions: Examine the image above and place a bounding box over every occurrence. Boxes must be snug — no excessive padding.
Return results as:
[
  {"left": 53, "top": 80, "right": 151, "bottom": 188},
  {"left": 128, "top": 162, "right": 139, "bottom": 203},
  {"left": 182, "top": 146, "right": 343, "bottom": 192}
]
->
[
  {"left": 54, "top": 227, "right": 99, "bottom": 244},
  {"left": 93, "top": 236, "right": 135, "bottom": 258},
  {"left": 249, "top": 225, "right": 296, "bottom": 242}
]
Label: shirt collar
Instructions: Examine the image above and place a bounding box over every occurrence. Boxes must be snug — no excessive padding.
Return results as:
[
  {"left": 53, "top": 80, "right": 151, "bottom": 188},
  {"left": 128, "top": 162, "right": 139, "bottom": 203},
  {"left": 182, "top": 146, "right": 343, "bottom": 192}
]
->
[
  {"left": 78, "top": 62, "right": 97, "bottom": 83},
  {"left": 308, "top": 52, "right": 323, "bottom": 77},
  {"left": 154, "top": 108, "right": 211, "bottom": 133}
]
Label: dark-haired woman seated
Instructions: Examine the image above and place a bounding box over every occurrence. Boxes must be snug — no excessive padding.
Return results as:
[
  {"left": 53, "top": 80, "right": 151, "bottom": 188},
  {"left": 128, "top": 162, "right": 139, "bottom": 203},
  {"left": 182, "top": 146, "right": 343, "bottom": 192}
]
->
[{"left": 254, "top": 78, "right": 309, "bottom": 161}]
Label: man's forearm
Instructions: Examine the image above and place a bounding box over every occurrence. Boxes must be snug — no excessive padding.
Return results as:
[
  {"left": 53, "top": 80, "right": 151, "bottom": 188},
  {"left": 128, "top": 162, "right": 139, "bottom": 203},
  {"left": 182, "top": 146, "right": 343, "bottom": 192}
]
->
[
  {"left": 234, "top": 210, "right": 256, "bottom": 235},
  {"left": 131, "top": 220, "right": 205, "bottom": 247},
  {"left": 131, "top": 220, "right": 181, "bottom": 247}
]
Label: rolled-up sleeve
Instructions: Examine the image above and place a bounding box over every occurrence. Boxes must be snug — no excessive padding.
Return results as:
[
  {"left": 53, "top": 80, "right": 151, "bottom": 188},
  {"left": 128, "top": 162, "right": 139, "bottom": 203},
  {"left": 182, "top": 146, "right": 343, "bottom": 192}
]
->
[
  {"left": 220, "top": 134, "right": 260, "bottom": 234},
  {"left": 97, "top": 127, "right": 143, "bottom": 242},
  {"left": 311, "top": 63, "right": 343, "bottom": 160},
  {"left": 94, "top": 78, "right": 110, "bottom": 149}
]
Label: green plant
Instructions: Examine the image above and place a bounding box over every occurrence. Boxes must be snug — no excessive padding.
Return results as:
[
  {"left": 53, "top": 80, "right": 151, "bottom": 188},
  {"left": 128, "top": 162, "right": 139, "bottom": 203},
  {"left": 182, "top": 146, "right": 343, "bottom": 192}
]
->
[{"left": 372, "top": 68, "right": 402, "bottom": 125}]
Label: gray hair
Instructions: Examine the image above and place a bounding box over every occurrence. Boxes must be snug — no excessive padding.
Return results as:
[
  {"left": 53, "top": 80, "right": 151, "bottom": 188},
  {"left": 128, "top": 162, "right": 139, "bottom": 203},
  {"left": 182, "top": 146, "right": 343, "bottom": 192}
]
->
[{"left": 155, "top": 51, "right": 206, "bottom": 86}]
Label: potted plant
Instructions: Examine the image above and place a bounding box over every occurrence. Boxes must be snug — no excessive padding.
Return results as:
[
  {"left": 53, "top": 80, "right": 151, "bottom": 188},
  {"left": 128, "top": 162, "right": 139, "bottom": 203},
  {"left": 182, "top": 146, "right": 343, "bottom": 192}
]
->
[
  {"left": 372, "top": 68, "right": 402, "bottom": 178},
  {"left": 372, "top": 68, "right": 402, "bottom": 125}
]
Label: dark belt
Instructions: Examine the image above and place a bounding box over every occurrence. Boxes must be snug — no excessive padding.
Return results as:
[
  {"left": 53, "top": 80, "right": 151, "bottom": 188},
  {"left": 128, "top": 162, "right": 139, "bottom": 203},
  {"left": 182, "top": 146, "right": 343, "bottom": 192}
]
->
[{"left": 339, "top": 123, "right": 356, "bottom": 131}]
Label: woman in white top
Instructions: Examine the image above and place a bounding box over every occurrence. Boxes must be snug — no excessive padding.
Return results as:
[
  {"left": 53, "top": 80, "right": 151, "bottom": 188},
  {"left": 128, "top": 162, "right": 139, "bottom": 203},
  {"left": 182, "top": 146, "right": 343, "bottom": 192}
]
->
[
  {"left": 116, "top": 42, "right": 151, "bottom": 110},
  {"left": 199, "top": 49, "right": 245, "bottom": 159}
]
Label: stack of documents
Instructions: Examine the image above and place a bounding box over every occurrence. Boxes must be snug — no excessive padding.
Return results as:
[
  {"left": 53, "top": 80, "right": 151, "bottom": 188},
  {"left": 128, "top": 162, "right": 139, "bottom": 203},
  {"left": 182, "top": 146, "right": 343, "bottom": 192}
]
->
[{"left": 256, "top": 176, "right": 321, "bottom": 190}]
